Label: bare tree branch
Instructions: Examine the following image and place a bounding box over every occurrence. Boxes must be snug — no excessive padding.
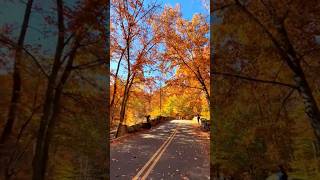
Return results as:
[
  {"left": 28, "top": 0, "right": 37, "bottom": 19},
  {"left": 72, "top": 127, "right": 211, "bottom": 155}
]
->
[
  {"left": 0, "top": 34, "right": 49, "bottom": 77},
  {"left": 71, "top": 58, "right": 105, "bottom": 70}
]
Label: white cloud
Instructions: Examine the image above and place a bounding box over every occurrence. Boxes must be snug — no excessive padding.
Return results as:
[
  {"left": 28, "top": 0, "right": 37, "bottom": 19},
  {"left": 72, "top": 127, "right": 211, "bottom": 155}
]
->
[{"left": 199, "top": 0, "right": 209, "bottom": 12}]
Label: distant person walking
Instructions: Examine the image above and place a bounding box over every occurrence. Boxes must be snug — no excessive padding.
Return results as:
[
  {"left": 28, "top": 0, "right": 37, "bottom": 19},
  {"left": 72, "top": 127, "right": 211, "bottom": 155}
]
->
[
  {"left": 146, "top": 115, "right": 150, "bottom": 123},
  {"left": 197, "top": 114, "right": 200, "bottom": 124}
]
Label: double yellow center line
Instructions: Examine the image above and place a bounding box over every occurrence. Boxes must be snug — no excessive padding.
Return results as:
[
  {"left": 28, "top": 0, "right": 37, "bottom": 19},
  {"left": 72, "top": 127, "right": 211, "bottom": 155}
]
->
[{"left": 132, "top": 128, "right": 178, "bottom": 180}]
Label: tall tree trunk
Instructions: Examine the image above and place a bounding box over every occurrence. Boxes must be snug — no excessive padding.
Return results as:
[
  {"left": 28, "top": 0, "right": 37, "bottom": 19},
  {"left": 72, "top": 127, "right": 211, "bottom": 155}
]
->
[
  {"left": 235, "top": 0, "right": 320, "bottom": 144},
  {"left": 278, "top": 25, "right": 320, "bottom": 144},
  {"left": 32, "top": 0, "right": 65, "bottom": 179},
  {"left": 110, "top": 48, "right": 125, "bottom": 109},
  {"left": 115, "top": 91, "right": 129, "bottom": 137},
  {"left": 32, "top": 74, "right": 57, "bottom": 180},
  {"left": 119, "top": 73, "right": 131, "bottom": 124},
  {"left": 277, "top": 24, "right": 320, "bottom": 143},
  {"left": 115, "top": 73, "right": 135, "bottom": 138},
  {"left": 32, "top": 43, "right": 77, "bottom": 180},
  {"left": 197, "top": 69, "right": 211, "bottom": 108},
  {"left": 110, "top": 49, "right": 125, "bottom": 126},
  {"left": 201, "top": 81, "right": 211, "bottom": 109},
  {"left": 0, "top": 0, "right": 34, "bottom": 144},
  {"left": 293, "top": 65, "right": 320, "bottom": 142},
  {"left": 116, "top": 34, "right": 132, "bottom": 138}
]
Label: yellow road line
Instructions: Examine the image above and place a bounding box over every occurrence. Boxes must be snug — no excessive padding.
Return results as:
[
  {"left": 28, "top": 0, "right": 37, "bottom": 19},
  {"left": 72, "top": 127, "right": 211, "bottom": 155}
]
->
[
  {"left": 132, "top": 128, "right": 178, "bottom": 180},
  {"left": 141, "top": 129, "right": 177, "bottom": 180}
]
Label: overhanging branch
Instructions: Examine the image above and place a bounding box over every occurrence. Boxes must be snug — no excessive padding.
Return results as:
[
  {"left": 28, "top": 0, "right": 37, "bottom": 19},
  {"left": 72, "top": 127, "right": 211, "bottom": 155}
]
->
[{"left": 212, "top": 71, "right": 298, "bottom": 89}]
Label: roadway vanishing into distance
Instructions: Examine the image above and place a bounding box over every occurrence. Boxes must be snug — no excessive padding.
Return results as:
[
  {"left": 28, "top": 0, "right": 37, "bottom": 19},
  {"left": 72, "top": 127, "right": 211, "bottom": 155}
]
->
[{"left": 110, "top": 119, "right": 210, "bottom": 180}]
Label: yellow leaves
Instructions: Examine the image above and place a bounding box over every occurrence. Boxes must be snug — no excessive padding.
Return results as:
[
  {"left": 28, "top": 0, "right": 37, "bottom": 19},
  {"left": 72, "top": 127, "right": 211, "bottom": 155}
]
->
[
  {"left": 111, "top": 0, "right": 210, "bottom": 129},
  {"left": 191, "top": 14, "right": 201, "bottom": 26},
  {"left": 163, "top": 4, "right": 181, "bottom": 18},
  {"left": 125, "top": 110, "right": 135, "bottom": 126},
  {"left": 150, "top": 109, "right": 160, "bottom": 118}
]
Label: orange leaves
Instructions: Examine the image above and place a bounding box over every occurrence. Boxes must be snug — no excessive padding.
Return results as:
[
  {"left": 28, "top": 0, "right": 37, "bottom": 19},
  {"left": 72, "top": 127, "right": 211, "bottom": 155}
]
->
[
  {"left": 111, "top": 0, "right": 211, "bottom": 125},
  {"left": 153, "top": 6, "right": 210, "bottom": 104}
]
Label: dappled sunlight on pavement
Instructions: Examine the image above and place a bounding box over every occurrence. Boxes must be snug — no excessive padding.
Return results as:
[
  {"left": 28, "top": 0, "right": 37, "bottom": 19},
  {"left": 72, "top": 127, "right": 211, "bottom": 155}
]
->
[
  {"left": 147, "top": 120, "right": 210, "bottom": 179},
  {"left": 170, "top": 119, "right": 198, "bottom": 124},
  {"left": 110, "top": 119, "right": 209, "bottom": 179}
]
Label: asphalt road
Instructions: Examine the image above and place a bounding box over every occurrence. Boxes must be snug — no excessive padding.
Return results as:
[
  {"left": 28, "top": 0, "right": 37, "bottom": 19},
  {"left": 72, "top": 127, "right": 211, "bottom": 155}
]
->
[{"left": 110, "top": 119, "right": 210, "bottom": 180}]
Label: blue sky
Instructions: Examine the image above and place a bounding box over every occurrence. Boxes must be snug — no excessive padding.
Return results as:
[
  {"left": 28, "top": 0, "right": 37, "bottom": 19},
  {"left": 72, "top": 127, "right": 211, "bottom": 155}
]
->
[
  {"left": 0, "top": 1, "right": 58, "bottom": 54},
  {"left": 161, "top": 0, "right": 209, "bottom": 19},
  {"left": 0, "top": 1, "right": 55, "bottom": 74}
]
